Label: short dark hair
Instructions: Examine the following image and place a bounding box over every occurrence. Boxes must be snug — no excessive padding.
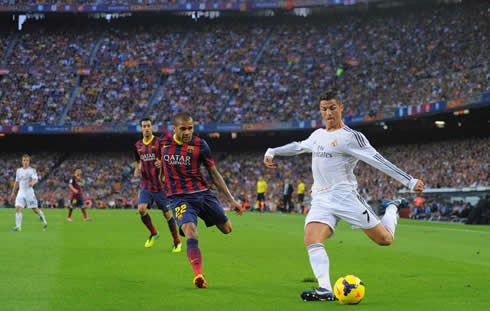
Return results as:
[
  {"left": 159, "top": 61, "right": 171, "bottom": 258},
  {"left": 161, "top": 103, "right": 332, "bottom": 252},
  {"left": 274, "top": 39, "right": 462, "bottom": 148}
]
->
[
  {"left": 22, "top": 153, "right": 31, "bottom": 159},
  {"left": 174, "top": 111, "right": 193, "bottom": 125},
  {"left": 140, "top": 117, "right": 152, "bottom": 126},
  {"left": 318, "top": 88, "right": 342, "bottom": 105}
]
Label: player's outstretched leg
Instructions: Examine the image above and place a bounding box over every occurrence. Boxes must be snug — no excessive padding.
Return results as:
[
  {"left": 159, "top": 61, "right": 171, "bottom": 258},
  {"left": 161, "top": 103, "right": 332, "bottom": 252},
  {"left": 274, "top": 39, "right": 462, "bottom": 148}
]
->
[
  {"left": 34, "top": 208, "right": 48, "bottom": 231},
  {"left": 380, "top": 198, "right": 408, "bottom": 239},
  {"left": 302, "top": 243, "right": 336, "bottom": 302},
  {"left": 168, "top": 218, "right": 181, "bottom": 253},
  {"left": 182, "top": 223, "right": 206, "bottom": 288},
  {"left": 187, "top": 239, "right": 206, "bottom": 288},
  {"left": 141, "top": 212, "right": 159, "bottom": 248},
  {"left": 162, "top": 210, "right": 181, "bottom": 252},
  {"left": 81, "top": 208, "right": 92, "bottom": 221},
  {"left": 67, "top": 208, "right": 73, "bottom": 221},
  {"left": 302, "top": 223, "right": 336, "bottom": 302},
  {"left": 12, "top": 207, "right": 22, "bottom": 232}
]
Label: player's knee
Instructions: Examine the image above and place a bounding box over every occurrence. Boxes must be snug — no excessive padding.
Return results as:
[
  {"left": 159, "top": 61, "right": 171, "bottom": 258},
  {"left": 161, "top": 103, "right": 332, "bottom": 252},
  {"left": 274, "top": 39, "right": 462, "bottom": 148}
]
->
[
  {"left": 219, "top": 222, "right": 232, "bottom": 234},
  {"left": 377, "top": 234, "right": 393, "bottom": 246},
  {"left": 163, "top": 211, "right": 172, "bottom": 220},
  {"left": 182, "top": 223, "right": 198, "bottom": 239},
  {"left": 304, "top": 235, "right": 319, "bottom": 247},
  {"left": 223, "top": 225, "right": 232, "bottom": 234},
  {"left": 137, "top": 205, "right": 147, "bottom": 215}
]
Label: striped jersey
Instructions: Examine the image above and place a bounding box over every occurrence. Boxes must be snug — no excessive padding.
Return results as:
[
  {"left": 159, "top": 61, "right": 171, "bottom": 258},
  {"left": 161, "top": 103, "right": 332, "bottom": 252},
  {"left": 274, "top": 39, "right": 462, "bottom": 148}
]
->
[
  {"left": 160, "top": 132, "right": 215, "bottom": 197},
  {"left": 265, "top": 126, "right": 419, "bottom": 197},
  {"left": 70, "top": 175, "right": 83, "bottom": 200},
  {"left": 134, "top": 135, "right": 164, "bottom": 192}
]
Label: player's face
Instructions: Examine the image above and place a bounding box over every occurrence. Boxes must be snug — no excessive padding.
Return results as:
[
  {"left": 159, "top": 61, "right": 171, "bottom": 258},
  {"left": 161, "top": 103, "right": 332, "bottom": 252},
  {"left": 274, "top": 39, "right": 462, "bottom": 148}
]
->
[
  {"left": 140, "top": 120, "right": 153, "bottom": 138},
  {"left": 22, "top": 156, "right": 30, "bottom": 168},
  {"left": 320, "top": 99, "right": 344, "bottom": 130},
  {"left": 75, "top": 169, "right": 82, "bottom": 177},
  {"left": 174, "top": 119, "right": 194, "bottom": 144}
]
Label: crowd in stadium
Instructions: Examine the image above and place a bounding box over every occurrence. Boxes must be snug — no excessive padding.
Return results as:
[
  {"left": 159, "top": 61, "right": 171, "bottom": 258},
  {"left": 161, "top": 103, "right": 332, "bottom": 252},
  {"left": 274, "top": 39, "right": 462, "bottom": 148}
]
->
[
  {"left": 67, "top": 67, "right": 158, "bottom": 125},
  {"left": 0, "top": 2, "right": 488, "bottom": 126},
  {"left": 0, "top": 0, "right": 242, "bottom": 5},
  {"left": 1, "top": 138, "right": 487, "bottom": 221}
]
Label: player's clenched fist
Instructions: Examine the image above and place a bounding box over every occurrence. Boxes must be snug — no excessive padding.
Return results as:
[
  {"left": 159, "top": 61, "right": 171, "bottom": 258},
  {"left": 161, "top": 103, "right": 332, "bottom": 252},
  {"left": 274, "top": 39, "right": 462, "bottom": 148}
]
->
[
  {"left": 230, "top": 200, "right": 243, "bottom": 215},
  {"left": 264, "top": 156, "right": 277, "bottom": 168},
  {"left": 413, "top": 180, "right": 424, "bottom": 193}
]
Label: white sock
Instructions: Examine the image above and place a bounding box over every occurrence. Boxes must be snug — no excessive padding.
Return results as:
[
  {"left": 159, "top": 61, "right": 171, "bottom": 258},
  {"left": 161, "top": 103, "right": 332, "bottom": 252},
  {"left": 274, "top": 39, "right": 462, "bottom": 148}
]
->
[
  {"left": 381, "top": 205, "right": 398, "bottom": 239},
  {"left": 307, "top": 243, "right": 332, "bottom": 291},
  {"left": 38, "top": 210, "right": 47, "bottom": 225},
  {"left": 16, "top": 211, "right": 22, "bottom": 228}
]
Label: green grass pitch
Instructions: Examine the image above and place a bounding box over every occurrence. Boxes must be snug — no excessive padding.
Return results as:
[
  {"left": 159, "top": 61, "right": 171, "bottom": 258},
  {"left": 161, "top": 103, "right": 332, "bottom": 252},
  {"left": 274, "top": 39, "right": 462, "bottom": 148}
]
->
[{"left": 1, "top": 209, "right": 489, "bottom": 311}]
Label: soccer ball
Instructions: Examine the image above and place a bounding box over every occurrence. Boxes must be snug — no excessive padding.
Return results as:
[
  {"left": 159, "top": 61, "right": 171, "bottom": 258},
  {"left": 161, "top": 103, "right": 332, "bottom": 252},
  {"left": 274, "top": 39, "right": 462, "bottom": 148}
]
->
[{"left": 334, "top": 275, "right": 365, "bottom": 305}]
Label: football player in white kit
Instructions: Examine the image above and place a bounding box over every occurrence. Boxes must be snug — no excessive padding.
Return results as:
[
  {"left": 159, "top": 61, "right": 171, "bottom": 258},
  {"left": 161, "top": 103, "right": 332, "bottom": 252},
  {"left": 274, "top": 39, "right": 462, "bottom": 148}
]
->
[
  {"left": 264, "top": 89, "right": 424, "bottom": 302},
  {"left": 9, "top": 154, "right": 48, "bottom": 232}
]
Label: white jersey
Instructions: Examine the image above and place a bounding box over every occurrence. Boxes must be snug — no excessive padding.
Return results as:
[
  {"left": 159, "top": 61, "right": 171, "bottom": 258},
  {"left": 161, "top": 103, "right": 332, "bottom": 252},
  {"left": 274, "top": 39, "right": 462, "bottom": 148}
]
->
[
  {"left": 265, "top": 126, "right": 419, "bottom": 197},
  {"left": 15, "top": 167, "right": 38, "bottom": 193}
]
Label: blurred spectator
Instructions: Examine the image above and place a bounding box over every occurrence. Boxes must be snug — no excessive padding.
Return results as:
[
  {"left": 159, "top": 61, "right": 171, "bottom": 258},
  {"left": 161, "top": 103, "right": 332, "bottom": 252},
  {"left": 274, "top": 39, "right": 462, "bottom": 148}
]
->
[{"left": 466, "top": 194, "right": 490, "bottom": 225}]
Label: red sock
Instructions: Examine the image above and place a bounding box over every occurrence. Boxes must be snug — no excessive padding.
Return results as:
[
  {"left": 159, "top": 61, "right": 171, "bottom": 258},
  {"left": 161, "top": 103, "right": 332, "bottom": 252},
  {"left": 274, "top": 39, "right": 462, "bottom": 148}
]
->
[
  {"left": 141, "top": 213, "right": 157, "bottom": 235},
  {"left": 68, "top": 208, "right": 73, "bottom": 217},
  {"left": 187, "top": 239, "right": 202, "bottom": 276},
  {"left": 81, "top": 208, "right": 88, "bottom": 219},
  {"left": 167, "top": 218, "right": 180, "bottom": 245}
]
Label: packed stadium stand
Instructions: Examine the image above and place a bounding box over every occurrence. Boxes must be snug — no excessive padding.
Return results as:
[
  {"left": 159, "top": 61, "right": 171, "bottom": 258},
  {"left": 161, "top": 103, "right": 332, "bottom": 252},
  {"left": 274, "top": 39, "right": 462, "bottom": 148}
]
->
[{"left": 0, "top": 1, "right": 488, "bottom": 125}]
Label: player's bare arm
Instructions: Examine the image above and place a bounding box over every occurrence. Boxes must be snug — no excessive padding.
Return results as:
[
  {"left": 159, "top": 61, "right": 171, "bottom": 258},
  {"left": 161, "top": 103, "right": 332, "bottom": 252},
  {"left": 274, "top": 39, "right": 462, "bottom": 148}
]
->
[
  {"left": 158, "top": 157, "right": 165, "bottom": 184},
  {"left": 69, "top": 183, "right": 79, "bottom": 194},
  {"left": 9, "top": 181, "right": 18, "bottom": 203},
  {"left": 206, "top": 166, "right": 242, "bottom": 215},
  {"left": 134, "top": 162, "right": 141, "bottom": 177},
  {"left": 29, "top": 178, "right": 38, "bottom": 188}
]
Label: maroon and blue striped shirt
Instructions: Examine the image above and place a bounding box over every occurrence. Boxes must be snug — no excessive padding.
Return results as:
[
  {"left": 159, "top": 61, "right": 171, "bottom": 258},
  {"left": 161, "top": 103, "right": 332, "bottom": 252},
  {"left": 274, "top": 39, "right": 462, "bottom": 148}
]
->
[
  {"left": 134, "top": 135, "right": 164, "bottom": 192},
  {"left": 70, "top": 175, "right": 83, "bottom": 200},
  {"left": 160, "top": 132, "right": 215, "bottom": 197}
]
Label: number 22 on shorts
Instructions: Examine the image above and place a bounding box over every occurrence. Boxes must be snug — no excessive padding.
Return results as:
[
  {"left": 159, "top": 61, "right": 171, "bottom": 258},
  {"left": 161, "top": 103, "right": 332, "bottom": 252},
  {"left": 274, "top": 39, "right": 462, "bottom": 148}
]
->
[{"left": 175, "top": 204, "right": 187, "bottom": 218}]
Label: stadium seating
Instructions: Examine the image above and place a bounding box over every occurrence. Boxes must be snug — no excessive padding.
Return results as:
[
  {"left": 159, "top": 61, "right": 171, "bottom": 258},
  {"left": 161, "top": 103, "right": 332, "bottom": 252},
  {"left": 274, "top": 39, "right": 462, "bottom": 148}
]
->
[{"left": 0, "top": 2, "right": 487, "bottom": 126}]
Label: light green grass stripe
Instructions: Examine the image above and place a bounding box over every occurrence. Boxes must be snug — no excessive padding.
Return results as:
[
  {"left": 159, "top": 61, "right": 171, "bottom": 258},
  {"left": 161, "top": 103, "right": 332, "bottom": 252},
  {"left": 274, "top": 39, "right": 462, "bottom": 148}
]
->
[{"left": 399, "top": 223, "right": 490, "bottom": 234}]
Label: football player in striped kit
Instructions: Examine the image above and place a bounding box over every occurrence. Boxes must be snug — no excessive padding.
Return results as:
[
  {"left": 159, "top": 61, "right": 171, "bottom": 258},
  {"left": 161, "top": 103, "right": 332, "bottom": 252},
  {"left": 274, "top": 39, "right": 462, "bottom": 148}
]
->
[
  {"left": 134, "top": 117, "right": 181, "bottom": 251},
  {"left": 160, "top": 112, "right": 242, "bottom": 288}
]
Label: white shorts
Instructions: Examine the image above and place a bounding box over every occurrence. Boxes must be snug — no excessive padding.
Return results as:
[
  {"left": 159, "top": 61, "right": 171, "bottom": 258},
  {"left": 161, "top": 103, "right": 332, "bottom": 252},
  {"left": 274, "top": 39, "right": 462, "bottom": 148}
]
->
[
  {"left": 305, "top": 190, "right": 379, "bottom": 237},
  {"left": 15, "top": 190, "right": 38, "bottom": 209}
]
